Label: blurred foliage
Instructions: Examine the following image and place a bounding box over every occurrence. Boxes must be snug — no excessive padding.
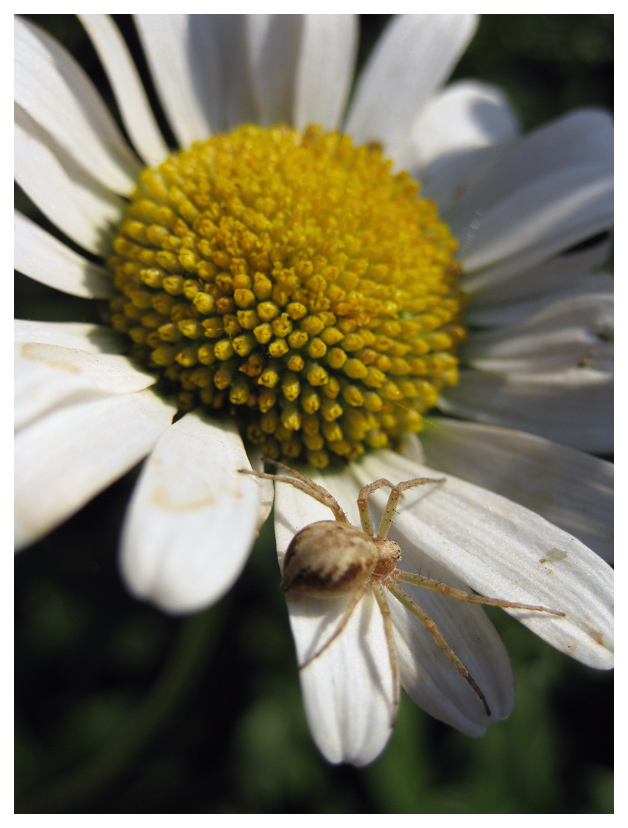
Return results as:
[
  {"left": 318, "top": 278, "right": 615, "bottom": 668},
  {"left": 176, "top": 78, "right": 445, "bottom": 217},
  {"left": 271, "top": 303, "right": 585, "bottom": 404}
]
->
[{"left": 15, "top": 14, "right": 613, "bottom": 814}]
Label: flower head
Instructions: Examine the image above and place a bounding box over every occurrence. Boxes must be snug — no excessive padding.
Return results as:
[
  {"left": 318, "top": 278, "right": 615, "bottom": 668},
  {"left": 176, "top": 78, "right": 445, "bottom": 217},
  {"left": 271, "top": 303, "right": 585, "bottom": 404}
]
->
[
  {"left": 108, "top": 122, "right": 464, "bottom": 466},
  {"left": 15, "top": 14, "right": 613, "bottom": 765}
]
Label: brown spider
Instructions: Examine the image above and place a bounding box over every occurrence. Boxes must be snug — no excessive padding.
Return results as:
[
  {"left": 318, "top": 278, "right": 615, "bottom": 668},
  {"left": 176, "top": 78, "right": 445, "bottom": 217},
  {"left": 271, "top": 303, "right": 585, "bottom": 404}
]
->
[{"left": 241, "top": 460, "right": 565, "bottom": 720}]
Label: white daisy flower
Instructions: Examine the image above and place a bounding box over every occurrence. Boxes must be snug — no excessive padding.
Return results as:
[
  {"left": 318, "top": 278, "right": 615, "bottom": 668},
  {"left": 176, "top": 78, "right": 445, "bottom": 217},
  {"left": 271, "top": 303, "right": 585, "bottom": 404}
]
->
[{"left": 15, "top": 14, "right": 613, "bottom": 766}]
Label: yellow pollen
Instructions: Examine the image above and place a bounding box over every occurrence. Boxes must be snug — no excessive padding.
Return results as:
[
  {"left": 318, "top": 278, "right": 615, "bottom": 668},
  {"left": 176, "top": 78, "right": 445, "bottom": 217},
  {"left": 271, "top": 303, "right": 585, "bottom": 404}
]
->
[{"left": 108, "top": 124, "right": 465, "bottom": 467}]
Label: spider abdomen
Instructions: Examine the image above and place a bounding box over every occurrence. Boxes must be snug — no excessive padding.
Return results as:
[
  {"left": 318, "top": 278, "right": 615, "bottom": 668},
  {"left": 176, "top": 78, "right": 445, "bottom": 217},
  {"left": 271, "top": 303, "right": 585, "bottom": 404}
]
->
[{"left": 281, "top": 521, "right": 378, "bottom": 597}]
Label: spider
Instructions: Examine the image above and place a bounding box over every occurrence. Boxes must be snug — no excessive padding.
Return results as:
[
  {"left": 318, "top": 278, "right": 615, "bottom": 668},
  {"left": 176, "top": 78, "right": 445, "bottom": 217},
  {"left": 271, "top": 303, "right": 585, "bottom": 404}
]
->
[{"left": 241, "top": 460, "right": 565, "bottom": 720}]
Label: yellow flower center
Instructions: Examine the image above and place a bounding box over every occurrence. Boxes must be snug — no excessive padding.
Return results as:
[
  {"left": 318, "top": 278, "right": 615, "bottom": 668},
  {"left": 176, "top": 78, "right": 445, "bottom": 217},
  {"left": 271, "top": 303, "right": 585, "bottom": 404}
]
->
[{"left": 108, "top": 124, "right": 465, "bottom": 468}]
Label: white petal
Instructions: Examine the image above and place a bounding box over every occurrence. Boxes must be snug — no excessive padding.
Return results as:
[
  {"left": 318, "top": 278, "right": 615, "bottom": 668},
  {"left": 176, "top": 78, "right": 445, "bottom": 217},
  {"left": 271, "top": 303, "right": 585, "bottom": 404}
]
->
[
  {"left": 15, "top": 108, "right": 125, "bottom": 255},
  {"left": 464, "top": 238, "right": 613, "bottom": 327},
  {"left": 15, "top": 389, "right": 176, "bottom": 550},
  {"left": 461, "top": 293, "right": 613, "bottom": 373},
  {"left": 292, "top": 591, "right": 395, "bottom": 766},
  {"left": 14, "top": 320, "right": 122, "bottom": 354},
  {"left": 293, "top": 15, "right": 358, "bottom": 131},
  {"left": 452, "top": 109, "right": 613, "bottom": 215},
  {"left": 398, "top": 80, "right": 519, "bottom": 174},
  {"left": 78, "top": 15, "right": 169, "bottom": 165},
  {"left": 445, "top": 110, "right": 614, "bottom": 272},
  {"left": 357, "top": 451, "right": 614, "bottom": 670},
  {"left": 274, "top": 466, "right": 395, "bottom": 765},
  {"left": 245, "top": 14, "right": 359, "bottom": 129},
  {"left": 389, "top": 572, "right": 515, "bottom": 735},
  {"left": 120, "top": 413, "right": 261, "bottom": 614},
  {"left": 463, "top": 226, "right": 611, "bottom": 298},
  {"left": 419, "top": 418, "right": 614, "bottom": 563},
  {"left": 245, "top": 15, "right": 302, "bottom": 126},
  {"left": 438, "top": 365, "right": 613, "bottom": 454},
  {"left": 204, "top": 15, "right": 257, "bottom": 130},
  {"left": 15, "top": 342, "right": 157, "bottom": 430},
  {"left": 345, "top": 14, "right": 478, "bottom": 157},
  {"left": 164, "top": 15, "right": 256, "bottom": 134},
  {"left": 422, "top": 143, "right": 497, "bottom": 215},
  {"left": 468, "top": 273, "right": 614, "bottom": 329},
  {"left": 134, "top": 15, "right": 213, "bottom": 145},
  {"left": 14, "top": 211, "right": 113, "bottom": 299},
  {"left": 15, "top": 17, "right": 141, "bottom": 194},
  {"left": 456, "top": 166, "right": 613, "bottom": 274}
]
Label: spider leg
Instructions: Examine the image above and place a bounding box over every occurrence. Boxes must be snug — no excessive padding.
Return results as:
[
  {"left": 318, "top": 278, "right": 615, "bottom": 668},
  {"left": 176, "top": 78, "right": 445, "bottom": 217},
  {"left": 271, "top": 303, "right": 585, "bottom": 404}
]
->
[
  {"left": 397, "top": 572, "right": 565, "bottom": 616},
  {"left": 387, "top": 583, "right": 491, "bottom": 716},
  {"left": 377, "top": 477, "right": 445, "bottom": 540},
  {"left": 357, "top": 479, "right": 395, "bottom": 537},
  {"left": 298, "top": 583, "right": 369, "bottom": 669},
  {"left": 372, "top": 583, "right": 399, "bottom": 726},
  {"left": 239, "top": 464, "right": 347, "bottom": 523}
]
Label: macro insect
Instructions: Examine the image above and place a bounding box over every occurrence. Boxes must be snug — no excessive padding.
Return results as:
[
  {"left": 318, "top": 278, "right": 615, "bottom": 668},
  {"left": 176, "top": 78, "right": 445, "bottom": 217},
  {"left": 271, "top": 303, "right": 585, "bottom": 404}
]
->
[{"left": 241, "top": 460, "right": 565, "bottom": 719}]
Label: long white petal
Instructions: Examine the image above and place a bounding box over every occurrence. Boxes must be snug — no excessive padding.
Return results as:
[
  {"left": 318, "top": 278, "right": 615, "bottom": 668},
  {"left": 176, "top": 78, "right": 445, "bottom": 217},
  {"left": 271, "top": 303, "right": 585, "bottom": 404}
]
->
[
  {"left": 14, "top": 320, "right": 123, "bottom": 354},
  {"left": 14, "top": 211, "right": 113, "bottom": 299},
  {"left": 205, "top": 15, "right": 257, "bottom": 130},
  {"left": 15, "top": 108, "right": 125, "bottom": 256},
  {"left": 245, "top": 15, "right": 302, "bottom": 126},
  {"left": 120, "top": 413, "right": 261, "bottom": 614},
  {"left": 451, "top": 110, "right": 613, "bottom": 215},
  {"left": 15, "top": 17, "right": 141, "bottom": 194},
  {"left": 389, "top": 574, "right": 515, "bottom": 736},
  {"left": 293, "top": 15, "right": 358, "bottom": 131},
  {"left": 246, "top": 13, "right": 357, "bottom": 130},
  {"left": 15, "top": 342, "right": 157, "bottom": 430},
  {"left": 293, "top": 590, "right": 396, "bottom": 766},
  {"left": 468, "top": 275, "right": 614, "bottom": 329},
  {"left": 134, "top": 14, "right": 213, "bottom": 145},
  {"left": 345, "top": 15, "right": 478, "bottom": 157},
  {"left": 398, "top": 80, "right": 519, "bottom": 175},
  {"left": 456, "top": 166, "right": 613, "bottom": 274},
  {"left": 463, "top": 227, "right": 611, "bottom": 298},
  {"left": 78, "top": 14, "right": 169, "bottom": 165},
  {"left": 461, "top": 293, "right": 613, "bottom": 373},
  {"left": 438, "top": 365, "right": 613, "bottom": 454},
  {"left": 419, "top": 418, "right": 614, "bottom": 563},
  {"left": 15, "top": 389, "right": 176, "bottom": 550},
  {"left": 274, "top": 466, "right": 395, "bottom": 765},
  {"left": 464, "top": 239, "right": 613, "bottom": 327},
  {"left": 356, "top": 451, "right": 614, "bottom": 671},
  {"left": 444, "top": 110, "right": 613, "bottom": 272}
]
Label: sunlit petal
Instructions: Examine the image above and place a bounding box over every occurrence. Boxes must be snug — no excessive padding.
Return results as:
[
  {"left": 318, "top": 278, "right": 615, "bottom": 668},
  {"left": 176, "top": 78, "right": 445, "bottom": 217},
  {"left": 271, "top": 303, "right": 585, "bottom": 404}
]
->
[
  {"left": 14, "top": 211, "right": 113, "bottom": 298},
  {"left": 419, "top": 418, "right": 613, "bottom": 563},
  {"left": 15, "top": 16, "right": 141, "bottom": 193},
  {"left": 15, "top": 389, "right": 176, "bottom": 550},
  {"left": 438, "top": 365, "right": 613, "bottom": 454},
  {"left": 15, "top": 108, "right": 125, "bottom": 255},
  {"left": 78, "top": 14, "right": 169, "bottom": 165},
  {"left": 120, "top": 413, "right": 262, "bottom": 613},
  {"left": 15, "top": 341, "right": 157, "bottom": 430},
  {"left": 345, "top": 14, "right": 478, "bottom": 157}
]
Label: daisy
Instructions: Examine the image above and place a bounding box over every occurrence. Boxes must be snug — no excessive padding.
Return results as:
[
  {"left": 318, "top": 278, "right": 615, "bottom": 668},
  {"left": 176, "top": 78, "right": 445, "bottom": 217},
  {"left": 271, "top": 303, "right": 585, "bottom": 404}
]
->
[{"left": 15, "top": 14, "right": 613, "bottom": 766}]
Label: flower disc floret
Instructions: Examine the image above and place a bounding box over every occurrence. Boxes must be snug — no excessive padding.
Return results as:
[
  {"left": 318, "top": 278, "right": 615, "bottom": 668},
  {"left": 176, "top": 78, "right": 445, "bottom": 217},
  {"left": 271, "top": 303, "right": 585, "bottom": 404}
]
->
[{"left": 109, "top": 124, "right": 465, "bottom": 467}]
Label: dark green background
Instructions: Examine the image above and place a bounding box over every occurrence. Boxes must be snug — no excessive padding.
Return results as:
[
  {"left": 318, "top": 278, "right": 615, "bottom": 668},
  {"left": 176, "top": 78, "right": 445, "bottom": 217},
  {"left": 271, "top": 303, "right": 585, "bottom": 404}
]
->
[{"left": 15, "top": 14, "right": 613, "bottom": 814}]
